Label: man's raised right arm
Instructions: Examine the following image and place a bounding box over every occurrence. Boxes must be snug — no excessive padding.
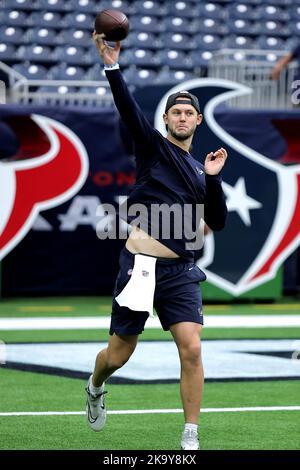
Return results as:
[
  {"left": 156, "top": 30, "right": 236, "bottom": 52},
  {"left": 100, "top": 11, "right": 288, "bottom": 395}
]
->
[{"left": 93, "top": 33, "right": 155, "bottom": 145}]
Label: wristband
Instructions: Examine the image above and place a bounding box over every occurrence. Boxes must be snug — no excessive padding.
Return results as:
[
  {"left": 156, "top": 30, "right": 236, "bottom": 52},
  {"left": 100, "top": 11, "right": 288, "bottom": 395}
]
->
[{"left": 104, "top": 63, "right": 120, "bottom": 70}]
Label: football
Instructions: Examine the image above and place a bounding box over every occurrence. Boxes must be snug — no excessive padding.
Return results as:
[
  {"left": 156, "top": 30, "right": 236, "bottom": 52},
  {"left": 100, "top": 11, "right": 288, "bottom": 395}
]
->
[{"left": 94, "top": 9, "right": 129, "bottom": 41}]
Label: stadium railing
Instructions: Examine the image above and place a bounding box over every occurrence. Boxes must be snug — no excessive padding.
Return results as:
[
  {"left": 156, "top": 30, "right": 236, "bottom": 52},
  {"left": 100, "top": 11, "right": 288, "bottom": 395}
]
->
[
  {"left": 0, "top": 49, "right": 298, "bottom": 109},
  {"left": 208, "top": 49, "right": 297, "bottom": 109},
  {"left": 12, "top": 79, "right": 113, "bottom": 107},
  {"left": 0, "top": 61, "right": 113, "bottom": 107}
]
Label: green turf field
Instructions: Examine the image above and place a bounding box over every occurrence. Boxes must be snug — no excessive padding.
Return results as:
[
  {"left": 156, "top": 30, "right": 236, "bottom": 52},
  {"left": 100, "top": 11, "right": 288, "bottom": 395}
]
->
[{"left": 0, "top": 297, "right": 300, "bottom": 450}]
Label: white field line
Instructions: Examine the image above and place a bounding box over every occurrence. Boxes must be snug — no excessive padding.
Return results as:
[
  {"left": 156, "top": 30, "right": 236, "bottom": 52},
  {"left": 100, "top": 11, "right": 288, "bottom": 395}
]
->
[
  {"left": 1, "top": 315, "right": 300, "bottom": 330},
  {"left": 1, "top": 406, "right": 300, "bottom": 417}
]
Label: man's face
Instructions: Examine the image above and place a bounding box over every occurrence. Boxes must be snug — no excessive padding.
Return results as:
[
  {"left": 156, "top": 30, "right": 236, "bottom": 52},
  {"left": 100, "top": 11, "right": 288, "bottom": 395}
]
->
[{"left": 163, "top": 101, "right": 202, "bottom": 141}]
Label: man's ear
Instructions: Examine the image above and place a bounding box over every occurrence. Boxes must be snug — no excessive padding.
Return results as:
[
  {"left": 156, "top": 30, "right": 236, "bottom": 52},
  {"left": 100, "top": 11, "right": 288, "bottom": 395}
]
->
[
  {"left": 163, "top": 113, "right": 169, "bottom": 131},
  {"left": 197, "top": 114, "right": 203, "bottom": 126}
]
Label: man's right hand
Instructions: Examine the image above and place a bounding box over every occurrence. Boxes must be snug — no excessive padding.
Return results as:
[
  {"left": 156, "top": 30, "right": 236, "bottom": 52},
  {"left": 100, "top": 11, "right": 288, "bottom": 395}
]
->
[{"left": 92, "top": 31, "right": 121, "bottom": 65}]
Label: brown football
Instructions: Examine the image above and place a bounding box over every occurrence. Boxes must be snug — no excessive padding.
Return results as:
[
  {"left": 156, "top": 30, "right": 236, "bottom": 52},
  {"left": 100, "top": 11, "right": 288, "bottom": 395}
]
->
[{"left": 94, "top": 9, "right": 129, "bottom": 41}]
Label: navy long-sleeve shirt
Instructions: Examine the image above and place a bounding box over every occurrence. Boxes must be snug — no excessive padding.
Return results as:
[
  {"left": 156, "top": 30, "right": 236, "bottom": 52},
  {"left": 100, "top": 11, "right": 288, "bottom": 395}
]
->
[{"left": 106, "top": 69, "right": 227, "bottom": 261}]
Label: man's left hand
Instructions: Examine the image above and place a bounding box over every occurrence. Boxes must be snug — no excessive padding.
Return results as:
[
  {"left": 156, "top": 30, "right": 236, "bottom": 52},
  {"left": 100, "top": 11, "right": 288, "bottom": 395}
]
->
[{"left": 204, "top": 147, "right": 228, "bottom": 175}]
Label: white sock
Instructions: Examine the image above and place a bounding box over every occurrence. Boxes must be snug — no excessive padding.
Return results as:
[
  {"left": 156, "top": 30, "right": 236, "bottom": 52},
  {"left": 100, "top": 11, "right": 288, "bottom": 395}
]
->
[
  {"left": 89, "top": 375, "right": 103, "bottom": 395},
  {"left": 184, "top": 423, "right": 198, "bottom": 433}
]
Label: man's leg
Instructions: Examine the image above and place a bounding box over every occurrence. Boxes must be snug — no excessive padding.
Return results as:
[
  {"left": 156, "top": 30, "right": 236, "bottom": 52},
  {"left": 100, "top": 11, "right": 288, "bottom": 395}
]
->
[
  {"left": 92, "top": 333, "right": 139, "bottom": 387},
  {"left": 170, "top": 322, "right": 203, "bottom": 423},
  {"left": 86, "top": 333, "right": 139, "bottom": 431},
  {"left": 170, "top": 321, "right": 203, "bottom": 449}
]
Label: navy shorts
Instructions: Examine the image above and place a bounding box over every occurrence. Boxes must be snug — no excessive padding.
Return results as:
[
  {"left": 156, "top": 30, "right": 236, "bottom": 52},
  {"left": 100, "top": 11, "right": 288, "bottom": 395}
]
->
[{"left": 109, "top": 247, "right": 206, "bottom": 336}]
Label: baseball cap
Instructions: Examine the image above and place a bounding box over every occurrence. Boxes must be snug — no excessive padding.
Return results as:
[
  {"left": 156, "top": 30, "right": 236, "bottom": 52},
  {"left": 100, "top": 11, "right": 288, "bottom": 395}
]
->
[{"left": 165, "top": 90, "right": 201, "bottom": 114}]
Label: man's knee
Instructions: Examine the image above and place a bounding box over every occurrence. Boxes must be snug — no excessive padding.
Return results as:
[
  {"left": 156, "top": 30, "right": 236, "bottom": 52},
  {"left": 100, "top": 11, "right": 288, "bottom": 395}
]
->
[
  {"left": 106, "top": 337, "right": 137, "bottom": 371},
  {"left": 106, "top": 351, "right": 133, "bottom": 370},
  {"left": 180, "top": 342, "right": 201, "bottom": 367}
]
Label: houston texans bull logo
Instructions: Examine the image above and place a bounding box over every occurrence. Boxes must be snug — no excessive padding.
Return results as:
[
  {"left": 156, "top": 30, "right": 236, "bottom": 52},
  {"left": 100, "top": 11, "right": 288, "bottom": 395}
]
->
[
  {"left": 155, "top": 79, "right": 300, "bottom": 295},
  {"left": 0, "top": 114, "right": 89, "bottom": 260}
]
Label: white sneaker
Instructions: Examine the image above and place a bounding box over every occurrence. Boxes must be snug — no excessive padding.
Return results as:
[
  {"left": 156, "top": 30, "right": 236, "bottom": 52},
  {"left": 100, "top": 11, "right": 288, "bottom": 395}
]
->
[
  {"left": 181, "top": 429, "right": 200, "bottom": 450},
  {"left": 85, "top": 375, "right": 107, "bottom": 432}
]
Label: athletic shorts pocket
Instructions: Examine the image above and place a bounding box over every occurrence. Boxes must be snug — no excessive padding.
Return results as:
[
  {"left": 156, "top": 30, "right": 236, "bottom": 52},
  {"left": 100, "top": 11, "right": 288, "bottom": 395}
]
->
[{"left": 190, "top": 264, "right": 207, "bottom": 282}]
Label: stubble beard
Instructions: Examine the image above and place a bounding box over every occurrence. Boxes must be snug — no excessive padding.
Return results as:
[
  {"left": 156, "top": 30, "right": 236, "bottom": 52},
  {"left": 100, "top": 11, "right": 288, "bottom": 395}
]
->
[{"left": 170, "top": 126, "right": 195, "bottom": 142}]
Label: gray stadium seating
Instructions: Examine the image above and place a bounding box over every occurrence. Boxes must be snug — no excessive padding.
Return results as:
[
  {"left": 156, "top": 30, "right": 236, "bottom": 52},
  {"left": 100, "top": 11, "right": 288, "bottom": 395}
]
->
[{"left": 0, "top": 0, "right": 299, "bottom": 87}]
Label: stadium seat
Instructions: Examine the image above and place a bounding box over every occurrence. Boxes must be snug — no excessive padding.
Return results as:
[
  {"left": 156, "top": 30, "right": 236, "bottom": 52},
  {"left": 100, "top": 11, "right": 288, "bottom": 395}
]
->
[
  {"left": 68, "top": 0, "right": 97, "bottom": 14},
  {"left": 157, "top": 49, "right": 193, "bottom": 70},
  {"left": 227, "top": 51, "right": 248, "bottom": 62},
  {"left": 16, "top": 44, "right": 53, "bottom": 62},
  {"left": 9, "top": 0, "right": 39, "bottom": 9},
  {"left": 26, "top": 27, "right": 60, "bottom": 46},
  {"left": 255, "top": 35, "right": 286, "bottom": 50},
  {"left": 88, "top": 45, "right": 105, "bottom": 65},
  {"left": 0, "top": 10, "right": 29, "bottom": 27},
  {"left": 285, "top": 38, "right": 299, "bottom": 50},
  {"left": 12, "top": 63, "right": 48, "bottom": 79},
  {"left": 135, "top": 1, "right": 168, "bottom": 17},
  {"left": 155, "top": 68, "right": 194, "bottom": 85},
  {"left": 123, "top": 66, "right": 157, "bottom": 86},
  {"left": 0, "top": 26, "right": 24, "bottom": 44},
  {"left": 258, "top": 5, "right": 290, "bottom": 21},
  {"left": 37, "top": 84, "right": 77, "bottom": 94},
  {"left": 130, "top": 16, "right": 165, "bottom": 34},
  {"left": 228, "top": 19, "right": 256, "bottom": 35},
  {"left": 53, "top": 45, "right": 88, "bottom": 65},
  {"left": 194, "top": 34, "right": 223, "bottom": 51},
  {"left": 29, "top": 11, "right": 63, "bottom": 28},
  {"left": 122, "top": 31, "right": 163, "bottom": 50},
  {"left": 229, "top": 3, "right": 260, "bottom": 20},
  {"left": 264, "top": 53, "right": 279, "bottom": 63},
  {"left": 85, "top": 64, "right": 106, "bottom": 80},
  {"left": 197, "top": 3, "right": 225, "bottom": 20},
  {"left": 291, "top": 21, "right": 300, "bottom": 36},
  {"left": 64, "top": 13, "right": 93, "bottom": 30},
  {"left": 164, "top": 17, "right": 192, "bottom": 34},
  {"left": 121, "top": 48, "right": 160, "bottom": 68},
  {"left": 222, "top": 35, "right": 254, "bottom": 49},
  {"left": 79, "top": 86, "right": 110, "bottom": 99},
  {"left": 252, "top": 52, "right": 279, "bottom": 63},
  {"left": 100, "top": 0, "right": 134, "bottom": 15},
  {"left": 254, "top": 20, "right": 291, "bottom": 37},
  {"left": 39, "top": 0, "right": 71, "bottom": 12},
  {"left": 164, "top": 32, "right": 197, "bottom": 51},
  {"left": 0, "top": 43, "right": 17, "bottom": 62},
  {"left": 165, "top": 1, "right": 197, "bottom": 19},
  {"left": 59, "top": 29, "right": 91, "bottom": 47},
  {"left": 197, "top": 18, "right": 228, "bottom": 35},
  {"left": 49, "top": 64, "right": 86, "bottom": 80},
  {"left": 189, "top": 50, "right": 214, "bottom": 68},
  {"left": 291, "top": 6, "right": 300, "bottom": 20}
]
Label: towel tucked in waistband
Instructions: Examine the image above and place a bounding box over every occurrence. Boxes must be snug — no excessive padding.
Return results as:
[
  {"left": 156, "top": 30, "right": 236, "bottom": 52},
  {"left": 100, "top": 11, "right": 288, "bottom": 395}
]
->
[{"left": 115, "top": 253, "right": 157, "bottom": 317}]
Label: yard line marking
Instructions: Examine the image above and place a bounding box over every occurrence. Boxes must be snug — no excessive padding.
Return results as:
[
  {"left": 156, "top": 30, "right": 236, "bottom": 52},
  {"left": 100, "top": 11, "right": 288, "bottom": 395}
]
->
[
  {"left": 1, "top": 406, "right": 300, "bottom": 416},
  {"left": 1, "top": 315, "right": 300, "bottom": 330},
  {"left": 254, "top": 304, "right": 300, "bottom": 310}
]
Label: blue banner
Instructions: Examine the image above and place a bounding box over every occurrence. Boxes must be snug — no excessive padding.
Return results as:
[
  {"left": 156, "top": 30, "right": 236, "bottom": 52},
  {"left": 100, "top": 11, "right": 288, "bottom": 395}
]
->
[{"left": 0, "top": 80, "right": 300, "bottom": 296}]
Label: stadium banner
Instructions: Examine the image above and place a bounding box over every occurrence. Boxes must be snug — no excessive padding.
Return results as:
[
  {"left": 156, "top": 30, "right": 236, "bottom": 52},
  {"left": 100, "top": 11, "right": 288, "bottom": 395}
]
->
[{"left": 0, "top": 80, "right": 300, "bottom": 298}]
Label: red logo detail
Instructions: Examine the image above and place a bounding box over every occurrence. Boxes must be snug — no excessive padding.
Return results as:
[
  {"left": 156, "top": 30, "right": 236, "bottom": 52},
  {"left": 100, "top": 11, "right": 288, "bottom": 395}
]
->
[{"left": 0, "top": 114, "right": 88, "bottom": 260}]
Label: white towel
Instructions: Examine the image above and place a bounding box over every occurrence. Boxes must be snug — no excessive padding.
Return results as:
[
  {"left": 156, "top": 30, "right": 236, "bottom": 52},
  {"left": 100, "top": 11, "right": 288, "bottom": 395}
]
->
[{"left": 115, "top": 254, "right": 157, "bottom": 317}]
